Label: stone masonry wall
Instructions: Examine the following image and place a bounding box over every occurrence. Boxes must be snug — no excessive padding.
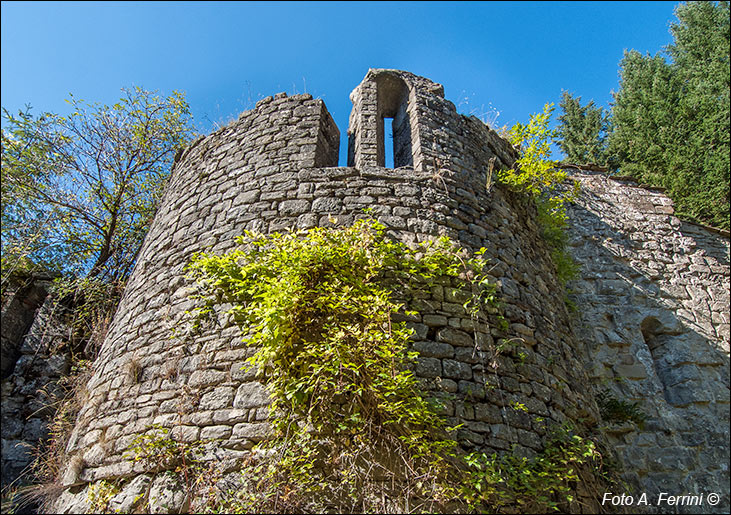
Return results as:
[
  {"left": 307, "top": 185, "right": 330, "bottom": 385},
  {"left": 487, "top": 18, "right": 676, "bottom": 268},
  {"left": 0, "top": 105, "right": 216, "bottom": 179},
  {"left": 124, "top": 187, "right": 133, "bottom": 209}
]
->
[
  {"left": 567, "top": 169, "right": 730, "bottom": 513},
  {"left": 51, "top": 70, "right": 606, "bottom": 513},
  {"left": 46, "top": 69, "right": 730, "bottom": 514},
  {"left": 1, "top": 296, "right": 70, "bottom": 500}
]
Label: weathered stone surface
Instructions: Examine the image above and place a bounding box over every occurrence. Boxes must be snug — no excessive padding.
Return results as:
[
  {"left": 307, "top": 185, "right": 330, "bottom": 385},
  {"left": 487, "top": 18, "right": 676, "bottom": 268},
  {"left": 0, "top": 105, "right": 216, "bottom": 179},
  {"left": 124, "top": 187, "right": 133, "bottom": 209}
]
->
[
  {"left": 1, "top": 291, "right": 70, "bottom": 494},
  {"left": 148, "top": 473, "right": 187, "bottom": 514},
  {"left": 233, "top": 382, "right": 269, "bottom": 409},
  {"left": 108, "top": 474, "right": 152, "bottom": 513},
  {"left": 567, "top": 168, "right": 730, "bottom": 512},
  {"left": 412, "top": 340, "right": 454, "bottom": 358},
  {"left": 199, "top": 386, "right": 235, "bottom": 410}
]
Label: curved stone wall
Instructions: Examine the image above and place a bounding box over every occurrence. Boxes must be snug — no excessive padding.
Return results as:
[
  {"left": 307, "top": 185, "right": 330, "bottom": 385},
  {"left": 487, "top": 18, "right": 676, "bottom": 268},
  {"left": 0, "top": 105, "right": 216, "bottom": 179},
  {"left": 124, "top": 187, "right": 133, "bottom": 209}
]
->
[{"left": 51, "top": 70, "right": 604, "bottom": 513}]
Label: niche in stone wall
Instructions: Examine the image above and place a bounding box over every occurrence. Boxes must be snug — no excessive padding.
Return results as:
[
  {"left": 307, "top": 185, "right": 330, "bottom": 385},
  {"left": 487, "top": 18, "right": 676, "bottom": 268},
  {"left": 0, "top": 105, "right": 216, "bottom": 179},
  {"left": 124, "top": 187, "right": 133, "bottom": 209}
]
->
[
  {"left": 641, "top": 316, "right": 687, "bottom": 406},
  {"left": 376, "top": 74, "right": 413, "bottom": 168}
]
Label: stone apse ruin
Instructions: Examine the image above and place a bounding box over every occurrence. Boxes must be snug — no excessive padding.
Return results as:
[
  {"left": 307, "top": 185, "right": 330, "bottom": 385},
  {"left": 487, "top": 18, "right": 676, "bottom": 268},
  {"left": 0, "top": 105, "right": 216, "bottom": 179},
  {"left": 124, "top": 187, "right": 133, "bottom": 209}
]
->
[{"left": 2, "top": 69, "right": 727, "bottom": 513}]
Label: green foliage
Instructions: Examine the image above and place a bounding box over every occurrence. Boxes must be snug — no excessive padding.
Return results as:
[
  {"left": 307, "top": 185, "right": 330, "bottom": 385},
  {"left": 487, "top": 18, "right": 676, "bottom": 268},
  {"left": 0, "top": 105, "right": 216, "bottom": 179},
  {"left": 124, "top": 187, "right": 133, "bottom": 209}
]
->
[
  {"left": 86, "top": 480, "right": 120, "bottom": 514},
  {"left": 187, "top": 219, "right": 502, "bottom": 512},
  {"left": 499, "top": 103, "right": 580, "bottom": 285},
  {"left": 501, "top": 103, "right": 562, "bottom": 198},
  {"left": 50, "top": 275, "right": 124, "bottom": 358},
  {"left": 557, "top": 91, "right": 611, "bottom": 166},
  {"left": 463, "top": 425, "right": 605, "bottom": 513},
  {"left": 126, "top": 425, "right": 201, "bottom": 476},
  {"left": 1, "top": 87, "right": 195, "bottom": 287},
  {"left": 608, "top": 50, "right": 683, "bottom": 183},
  {"left": 607, "top": 1, "right": 730, "bottom": 229},
  {"left": 597, "top": 390, "right": 647, "bottom": 427},
  {"left": 185, "top": 220, "right": 613, "bottom": 512}
]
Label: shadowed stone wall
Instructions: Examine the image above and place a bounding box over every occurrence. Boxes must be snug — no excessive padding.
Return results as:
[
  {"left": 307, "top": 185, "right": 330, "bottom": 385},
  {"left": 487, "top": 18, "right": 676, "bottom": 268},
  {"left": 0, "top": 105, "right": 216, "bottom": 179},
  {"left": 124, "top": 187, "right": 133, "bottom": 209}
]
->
[
  {"left": 1, "top": 277, "right": 66, "bottom": 500},
  {"left": 567, "top": 169, "right": 730, "bottom": 513}
]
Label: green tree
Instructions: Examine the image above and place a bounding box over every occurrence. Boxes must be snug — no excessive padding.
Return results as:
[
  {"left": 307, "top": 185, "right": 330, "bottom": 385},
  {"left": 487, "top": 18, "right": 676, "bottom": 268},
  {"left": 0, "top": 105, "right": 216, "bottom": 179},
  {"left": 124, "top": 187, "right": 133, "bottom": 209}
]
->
[
  {"left": 608, "top": 1, "right": 730, "bottom": 229},
  {"left": 607, "top": 51, "right": 682, "bottom": 182},
  {"left": 1, "top": 87, "right": 194, "bottom": 286},
  {"left": 557, "top": 91, "right": 610, "bottom": 166},
  {"left": 666, "top": 0, "right": 730, "bottom": 229}
]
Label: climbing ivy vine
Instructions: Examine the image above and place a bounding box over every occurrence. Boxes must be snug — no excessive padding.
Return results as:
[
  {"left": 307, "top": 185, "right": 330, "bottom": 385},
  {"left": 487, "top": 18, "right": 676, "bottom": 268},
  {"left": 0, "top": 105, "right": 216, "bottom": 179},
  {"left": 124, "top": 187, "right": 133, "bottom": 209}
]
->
[
  {"left": 186, "top": 219, "right": 611, "bottom": 513},
  {"left": 187, "top": 219, "right": 495, "bottom": 512}
]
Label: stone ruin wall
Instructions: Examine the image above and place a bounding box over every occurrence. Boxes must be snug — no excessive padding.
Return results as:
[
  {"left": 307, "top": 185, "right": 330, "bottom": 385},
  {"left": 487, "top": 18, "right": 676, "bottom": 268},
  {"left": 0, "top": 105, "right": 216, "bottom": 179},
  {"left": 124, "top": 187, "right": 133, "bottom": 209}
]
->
[
  {"left": 48, "top": 69, "right": 606, "bottom": 513},
  {"left": 566, "top": 170, "right": 730, "bottom": 511},
  {"left": 0, "top": 69, "right": 726, "bottom": 514},
  {"left": 1, "top": 275, "right": 68, "bottom": 498}
]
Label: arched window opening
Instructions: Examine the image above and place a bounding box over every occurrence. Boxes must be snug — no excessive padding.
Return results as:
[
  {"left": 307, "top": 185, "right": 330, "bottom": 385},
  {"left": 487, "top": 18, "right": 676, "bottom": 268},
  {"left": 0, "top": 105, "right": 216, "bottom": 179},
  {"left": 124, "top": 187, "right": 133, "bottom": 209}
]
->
[
  {"left": 376, "top": 75, "right": 413, "bottom": 168},
  {"left": 384, "top": 118, "right": 395, "bottom": 168}
]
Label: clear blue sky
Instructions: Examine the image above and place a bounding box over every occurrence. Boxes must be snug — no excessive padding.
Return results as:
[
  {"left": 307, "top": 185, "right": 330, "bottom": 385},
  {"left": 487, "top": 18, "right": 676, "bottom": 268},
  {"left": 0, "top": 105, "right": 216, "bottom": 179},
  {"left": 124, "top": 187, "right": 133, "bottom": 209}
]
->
[{"left": 2, "top": 1, "right": 680, "bottom": 164}]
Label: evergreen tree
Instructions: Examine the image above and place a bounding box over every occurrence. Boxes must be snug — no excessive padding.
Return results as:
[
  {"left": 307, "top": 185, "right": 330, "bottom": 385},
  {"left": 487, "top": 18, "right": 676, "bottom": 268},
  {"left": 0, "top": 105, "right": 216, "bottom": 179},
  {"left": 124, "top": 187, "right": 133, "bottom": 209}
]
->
[
  {"left": 607, "top": 51, "right": 682, "bottom": 182},
  {"left": 557, "top": 91, "right": 610, "bottom": 166},
  {"left": 667, "top": 0, "right": 730, "bottom": 229},
  {"left": 607, "top": 1, "right": 730, "bottom": 229}
]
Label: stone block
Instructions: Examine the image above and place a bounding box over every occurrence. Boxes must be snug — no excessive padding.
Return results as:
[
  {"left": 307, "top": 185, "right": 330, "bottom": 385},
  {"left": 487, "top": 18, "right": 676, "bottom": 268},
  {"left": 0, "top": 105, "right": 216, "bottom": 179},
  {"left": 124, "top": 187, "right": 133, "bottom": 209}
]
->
[
  {"left": 456, "top": 428, "right": 484, "bottom": 445},
  {"left": 199, "top": 386, "right": 235, "bottom": 410},
  {"left": 440, "top": 302, "right": 466, "bottom": 315},
  {"left": 232, "top": 422, "right": 269, "bottom": 441},
  {"left": 148, "top": 474, "right": 186, "bottom": 514},
  {"left": 415, "top": 357, "right": 441, "bottom": 378},
  {"left": 423, "top": 314, "right": 448, "bottom": 327},
  {"left": 664, "top": 383, "right": 711, "bottom": 407},
  {"left": 212, "top": 409, "right": 249, "bottom": 425},
  {"left": 444, "top": 287, "right": 472, "bottom": 304},
  {"left": 407, "top": 323, "right": 429, "bottom": 340},
  {"left": 233, "top": 382, "right": 270, "bottom": 409},
  {"left": 201, "top": 425, "right": 233, "bottom": 440},
  {"left": 442, "top": 359, "right": 472, "bottom": 380},
  {"left": 436, "top": 377, "right": 458, "bottom": 393},
  {"left": 613, "top": 363, "right": 648, "bottom": 380},
  {"left": 458, "top": 380, "right": 488, "bottom": 400},
  {"left": 412, "top": 341, "right": 454, "bottom": 359},
  {"left": 454, "top": 346, "right": 481, "bottom": 364},
  {"left": 661, "top": 364, "right": 700, "bottom": 386},
  {"left": 436, "top": 327, "right": 473, "bottom": 347},
  {"left": 188, "top": 370, "right": 227, "bottom": 388},
  {"left": 474, "top": 403, "right": 503, "bottom": 424},
  {"left": 278, "top": 199, "right": 310, "bottom": 216},
  {"left": 517, "top": 429, "right": 542, "bottom": 450},
  {"left": 109, "top": 474, "right": 152, "bottom": 514}
]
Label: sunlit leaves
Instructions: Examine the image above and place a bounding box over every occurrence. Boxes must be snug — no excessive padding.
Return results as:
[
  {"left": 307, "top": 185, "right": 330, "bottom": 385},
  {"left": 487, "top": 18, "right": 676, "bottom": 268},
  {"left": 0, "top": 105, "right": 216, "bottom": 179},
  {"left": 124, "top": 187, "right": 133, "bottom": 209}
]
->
[
  {"left": 497, "top": 104, "right": 579, "bottom": 284},
  {"left": 187, "top": 219, "right": 501, "bottom": 512},
  {"left": 462, "top": 424, "right": 604, "bottom": 513},
  {"left": 1, "top": 87, "right": 195, "bottom": 286}
]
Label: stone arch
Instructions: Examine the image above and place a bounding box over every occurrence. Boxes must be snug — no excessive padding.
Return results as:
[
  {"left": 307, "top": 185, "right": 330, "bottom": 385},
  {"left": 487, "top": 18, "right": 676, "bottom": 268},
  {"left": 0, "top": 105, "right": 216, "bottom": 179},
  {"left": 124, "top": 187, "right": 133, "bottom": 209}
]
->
[
  {"left": 375, "top": 74, "right": 413, "bottom": 168},
  {"left": 640, "top": 316, "right": 700, "bottom": 407},
  {"left": 347, "top": 70, "right": 416, "bottom": 169}
]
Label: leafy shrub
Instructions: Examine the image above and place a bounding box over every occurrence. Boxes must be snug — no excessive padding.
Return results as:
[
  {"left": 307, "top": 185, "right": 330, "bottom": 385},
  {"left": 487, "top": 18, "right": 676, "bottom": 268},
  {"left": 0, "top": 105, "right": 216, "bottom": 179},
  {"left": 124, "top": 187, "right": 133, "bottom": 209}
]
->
[
  {"left": 499, "top": 103, "right": 580, "bottom": 285},
  {"left": 186, "top": 219, "right": 611, "bottom": 513},
  {"left": 463, "top": 424, "right": 605, "bottom": 513},
  {"left": 597, "top": 390, "right": 647, "bottom": 427},
  {"left": 187, "top": 219, "right": 500, "bottom": 512}
]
